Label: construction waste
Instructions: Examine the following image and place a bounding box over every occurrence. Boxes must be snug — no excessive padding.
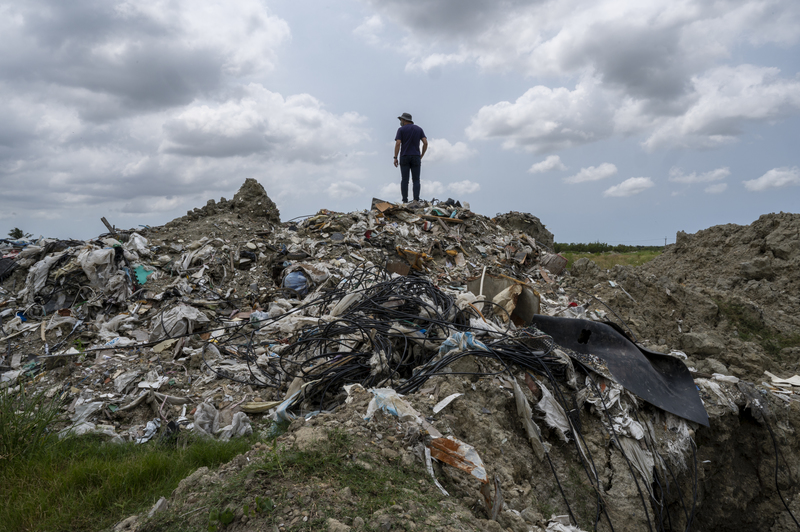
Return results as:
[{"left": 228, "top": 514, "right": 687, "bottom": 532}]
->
[{"left": 2, "top": 179, "right": 800, "bottom": 532}]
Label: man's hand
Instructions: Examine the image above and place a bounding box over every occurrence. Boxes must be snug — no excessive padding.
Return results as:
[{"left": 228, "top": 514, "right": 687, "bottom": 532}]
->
[{"left": 393, "top": 158, "right": 399, "bottom": 167}]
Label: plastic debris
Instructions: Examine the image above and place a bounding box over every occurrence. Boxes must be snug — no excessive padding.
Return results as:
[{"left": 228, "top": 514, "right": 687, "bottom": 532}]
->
[{"left": 429, "top": 436, "right": 488, "bottom": 483}]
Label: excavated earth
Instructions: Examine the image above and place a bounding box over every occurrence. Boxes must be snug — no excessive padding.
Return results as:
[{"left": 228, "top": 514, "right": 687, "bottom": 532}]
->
[{"left": 2, "top": 182, "right": 799, "bottom": 532}]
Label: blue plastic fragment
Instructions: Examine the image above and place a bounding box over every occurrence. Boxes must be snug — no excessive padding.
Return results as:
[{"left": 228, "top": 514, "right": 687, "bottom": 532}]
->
[{"left": 133, "top": 265, "right": 155, "bottom": 285}]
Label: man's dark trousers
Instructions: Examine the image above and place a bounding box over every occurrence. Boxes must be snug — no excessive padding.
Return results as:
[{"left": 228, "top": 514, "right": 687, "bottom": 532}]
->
[{"left": 399, "top": 155, "right": 421, "bottom": 202}]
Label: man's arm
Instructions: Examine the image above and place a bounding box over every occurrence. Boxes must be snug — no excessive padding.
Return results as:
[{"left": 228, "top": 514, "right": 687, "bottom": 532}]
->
[
  {"left": 394, "top": 139, "right": 401, "bottom": 167},
  {"left": 420, "top": 137, "right": 428, "bottom": 159}
]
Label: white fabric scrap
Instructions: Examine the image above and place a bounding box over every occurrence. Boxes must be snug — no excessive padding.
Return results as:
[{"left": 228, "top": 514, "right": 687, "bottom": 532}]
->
[
  {"left": 696, "top": 378, "right": 739, "bottom": 415},
  {"left": 138, "top": 370, "right": 169, "bottom": 390},
  {"left": 430, "top": 435, "right": 488, "bottom": 483},
  {"left": 512, "top": 379, "right": 549, "bottom": 460},
  {"left": 217, "top": 411, "right": 253, "bottom": 441},
  {"left": 19, "top": 251, "right": 69, "bottom": 304},
  {"left": 546, "top": 519, "right": 587, "bottom": 532},
  {"left": 365, "top": 388, "right": 441, "bottom": 437},
  {"left": 617, "top": 435, "right": 655, "bottom": 491},
  {"left": 535, "top": 378, "right": 571, "bottom": 441},
  {"left": 72, "top": 401, "right": 104, "bottom": 423},
  {"left": 193, "top": 402, "right": 220, "bottom": 438},
  {"left": 136, "top": 418, "right": 162, "bottom": 444},
  {"left": 612, "top": 415, "right": 645, "bottom": 440},
  {"left": 432, "top": 393, "right": 463, "bottom": 414},
  {"left": 149, "top": 304, "right": 209, "bottom": 341},
  {"left": 77, "top": 248, "right": 118, "bottom": 288},
  {"left": 425, "top": 446, "right": 449, "bottom": 496}
]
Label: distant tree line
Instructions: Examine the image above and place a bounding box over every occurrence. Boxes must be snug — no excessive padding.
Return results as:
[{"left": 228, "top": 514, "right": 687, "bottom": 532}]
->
[{"left": 554, "top": 241, "right": 663, "bottom": 253}]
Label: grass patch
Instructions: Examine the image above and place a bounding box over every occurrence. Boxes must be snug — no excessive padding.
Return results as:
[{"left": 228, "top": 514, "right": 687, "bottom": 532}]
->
[
  {"left": 0, "top": 387, "right": 65, "bottom": 462},
  {"left": 717, "top": 300, "right": 800, "bottom": 357},
  {"left": 562, "top": 250, "right": 661, "bottom": 271},
  {"left": 0, "top": 388, "right": 258, "bottom": 532},
  {"left": 144, "top": 428, "right": 446, "bottom": 531}
]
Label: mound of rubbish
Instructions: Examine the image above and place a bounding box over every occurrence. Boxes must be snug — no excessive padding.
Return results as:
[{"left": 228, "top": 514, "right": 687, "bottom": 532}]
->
[{"left": 2, "top": 181, "right": 800, "bottom": 532}]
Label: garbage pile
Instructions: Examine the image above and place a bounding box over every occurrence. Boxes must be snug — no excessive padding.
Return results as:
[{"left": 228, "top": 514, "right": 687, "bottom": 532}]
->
[{"left": 2, "top": 181, "right": 799, "bottom": 531}]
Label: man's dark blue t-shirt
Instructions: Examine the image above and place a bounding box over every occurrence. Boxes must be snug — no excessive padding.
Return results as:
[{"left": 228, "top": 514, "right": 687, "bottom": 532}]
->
[{"left": 395, "top": 124, "right": 426, "bottom": 157}]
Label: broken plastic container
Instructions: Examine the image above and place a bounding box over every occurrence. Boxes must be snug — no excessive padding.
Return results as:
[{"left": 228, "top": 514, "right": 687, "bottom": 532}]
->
[{"left": 283, "top": 271, "right": 309, "bottom": 296}]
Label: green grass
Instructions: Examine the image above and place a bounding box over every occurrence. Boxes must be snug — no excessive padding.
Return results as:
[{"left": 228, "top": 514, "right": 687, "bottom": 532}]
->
[
  {"left": 561, "top": 250, "right": 661, "bottom": 271},
  {"left": 257, "top": 429, "right": 432, "bottom": 516},
  {"left": 0, "top": 387, "right": 65, "bottom": 462},
  {"left": 144, "top": 428, "right": 447, "bottom": 531},
  {"left": 0, "top": 388, "right": 258, "bottom": 532}
]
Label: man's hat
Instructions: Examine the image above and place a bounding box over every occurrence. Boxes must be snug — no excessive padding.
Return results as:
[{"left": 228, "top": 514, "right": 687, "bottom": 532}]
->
[{"left": 397, "top": 112, "right": 413, "bottom": 123}]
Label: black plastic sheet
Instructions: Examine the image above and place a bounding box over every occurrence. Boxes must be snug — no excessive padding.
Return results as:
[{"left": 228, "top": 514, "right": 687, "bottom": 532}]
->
[{"left": 531, "top": 315, "right": 709, "bottom": 426}]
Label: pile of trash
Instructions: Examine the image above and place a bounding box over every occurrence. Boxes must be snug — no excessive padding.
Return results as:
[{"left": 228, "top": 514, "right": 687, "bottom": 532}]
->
[{"left": 3, "top": 180, "right": 800, "bottom": 532}]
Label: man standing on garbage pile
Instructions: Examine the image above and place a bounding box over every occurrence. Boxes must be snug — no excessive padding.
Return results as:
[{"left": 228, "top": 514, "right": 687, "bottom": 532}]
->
[{"left": 394, "top": 112, "right": 428, "bottom": 205}]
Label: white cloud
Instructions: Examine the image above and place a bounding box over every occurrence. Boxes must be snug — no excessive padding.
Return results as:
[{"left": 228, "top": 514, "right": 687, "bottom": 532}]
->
[
  {"left": 0, "top": 0, "right": 291, "bottom": 116},
  {"left": 0, "top": 83, "right": 369, "bottom": 220},
  {"left": 603, "top": 177, "right": 655, "bottom": 197},
  {"left": 372, "top": 0, "right": 800, "bottom": 92},
  {"left": 161, "top": 84, "right": 368, "bottom": 161},
  {"left": 705, "top": 183, "right": 728, "bottom": 194},
  {"left": 447, "top": 180, "right": 480, "bottom": 194},
  {"left": 528, "top": 155, "right": 566, "bottom": 174},
  {"left": 379, "top": 182, "right": 399, "bottom": 199},
  {"left": 743, "top": 167, "right": 800, "bottom": 191},
  {"left": 564, "top": 163, "right": 617, "bottom": 184},
  {"left": 405, "top": 52, "right": 469, "bottom": 73},
  {"left": 0, "top": 0, "right": 380, "bottom": 227},
  {"left": 424, "top": 138, "right": 476, "bottom": 164},
  {"left": 423, "top": 181, "right": 446, "bottom": 196},
  {"left": 378, "top": 180, "right": 446, "bottom": 200},
  {"left": 669, "top": 166, "right": 730, "bottom": 184},
  {"left": 328, "top": 181, "right": 366, "bottom": 199},
  {"left": 643, "top": 65, "right": 800, "bottom": 150},
  {"left": 353, "top": 15, "right": 384, "bottom": 45},
  {"left": 467, "top": 78, "right": 615, "bottom": 153},
  {"left": 468, "top": 64, "right": 800, "bottom": 155},
  {"left": 375, "top": 1, "right": 800, "bottom": 152}
]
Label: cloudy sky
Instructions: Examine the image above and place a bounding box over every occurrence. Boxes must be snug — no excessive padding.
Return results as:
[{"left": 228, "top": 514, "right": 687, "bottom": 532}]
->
[{"left": 1, "top": 0, "right": 798, "bottom": 245}]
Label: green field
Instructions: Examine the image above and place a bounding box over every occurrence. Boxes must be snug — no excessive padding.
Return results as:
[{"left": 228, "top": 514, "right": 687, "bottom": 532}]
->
[
  {"left": 560, "top": 250, "right": 661, "bottom": 270},
  {"left": 553, "top": 242, "right": 663, "bottom": 271}
]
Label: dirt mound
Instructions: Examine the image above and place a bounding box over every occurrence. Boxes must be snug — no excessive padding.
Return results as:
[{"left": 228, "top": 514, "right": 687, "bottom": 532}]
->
[
  {"left": 493, "top": 212, "right": 554, "bottom": 249},
  {"left": 183, "top": 178, "right": 281, "bottom": 224},
  {"left": 567, "top": 212, "right": 800, "bottom": 381}
]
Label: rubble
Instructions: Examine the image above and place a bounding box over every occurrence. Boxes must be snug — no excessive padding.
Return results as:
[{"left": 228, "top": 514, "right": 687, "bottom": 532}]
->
[{"left": 2, "top": 181, "right": 800, "bottom": 531}]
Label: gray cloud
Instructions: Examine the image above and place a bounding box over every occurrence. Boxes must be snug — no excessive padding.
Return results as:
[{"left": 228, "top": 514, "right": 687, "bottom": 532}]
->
[
  {"left": 2, "top": 3, "right": 221, "bottom": 116},
  {"left": 0, "top": 1, "right": 372, "bottom": 231},
  {"left": 366, "top": 0, "right": 535, "bottom": 37},
  {"left": 0, "top": 0, "right": 289, "bottom": 119},
  {"left": 375, "top": 0, "right": 800, "bottom": 153}
]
